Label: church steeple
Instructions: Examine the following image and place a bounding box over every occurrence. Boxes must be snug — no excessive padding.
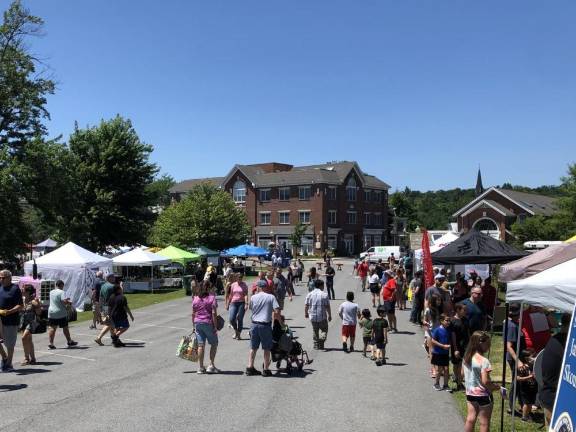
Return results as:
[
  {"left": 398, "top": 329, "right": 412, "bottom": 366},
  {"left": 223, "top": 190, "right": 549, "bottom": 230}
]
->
[{"left": 475, "top": 167, "right": 484, "bottom": 197}]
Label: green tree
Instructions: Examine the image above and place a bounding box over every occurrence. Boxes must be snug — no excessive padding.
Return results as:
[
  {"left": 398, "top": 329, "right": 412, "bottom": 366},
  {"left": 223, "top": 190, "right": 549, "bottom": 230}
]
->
[
  {"left": 389, "top": 190, "right": 418, "bottom": 230},
  {"left": 290, "top": 221, "right": 307, "bottom": 255},
  {"left": 63, "top": 116, "right": 158, "bottom": 252},
  {"left": 146, "top": 173, "right": 175, "bottom": 209},
  {"left": 149, "top": 183, "right": 250, "bottom": 251},
  {"left": 0, "top": 1, "right": 59, "bottom": 259}
]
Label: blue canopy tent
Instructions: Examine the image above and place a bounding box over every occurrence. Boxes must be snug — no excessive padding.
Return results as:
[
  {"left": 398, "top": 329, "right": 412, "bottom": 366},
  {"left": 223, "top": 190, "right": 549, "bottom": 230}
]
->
[{"left": 222, "top": 245, "right": 268, "bottom": 257}]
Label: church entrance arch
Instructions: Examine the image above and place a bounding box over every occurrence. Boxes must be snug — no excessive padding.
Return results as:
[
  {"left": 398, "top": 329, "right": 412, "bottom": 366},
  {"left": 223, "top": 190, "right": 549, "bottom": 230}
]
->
[{"left": 472, "top": 217, "right": 500, "bottom": 239}]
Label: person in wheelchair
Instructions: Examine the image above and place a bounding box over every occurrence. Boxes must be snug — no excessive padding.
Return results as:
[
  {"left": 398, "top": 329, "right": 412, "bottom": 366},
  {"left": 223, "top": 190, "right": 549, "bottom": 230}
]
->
[{"left": 271, "top": 315, "right": 312, "bottom": 374}]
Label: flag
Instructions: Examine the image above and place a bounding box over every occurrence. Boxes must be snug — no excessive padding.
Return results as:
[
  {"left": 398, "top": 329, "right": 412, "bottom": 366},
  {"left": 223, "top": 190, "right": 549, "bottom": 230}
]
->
[{"left": 421, "top": 229, "right": 434, "bottom": 288}]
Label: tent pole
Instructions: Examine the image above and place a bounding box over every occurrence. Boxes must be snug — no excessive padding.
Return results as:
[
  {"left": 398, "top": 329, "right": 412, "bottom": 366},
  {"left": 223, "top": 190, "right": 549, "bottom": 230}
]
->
[
  {"left": 510, "top": 302, "right": 524, "bottom": 432},
  {"left": 499, "top": 302, "right": 509, "bottom": 432},
  {"left": 151, "top": 265, "right": 153, "bottom": 294}
]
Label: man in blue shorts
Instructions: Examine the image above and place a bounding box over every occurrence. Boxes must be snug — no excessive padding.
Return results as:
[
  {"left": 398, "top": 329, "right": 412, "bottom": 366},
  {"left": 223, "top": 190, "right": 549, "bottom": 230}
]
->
[{"left": 246, "top": 280, "right": 280, "bottom": 377}]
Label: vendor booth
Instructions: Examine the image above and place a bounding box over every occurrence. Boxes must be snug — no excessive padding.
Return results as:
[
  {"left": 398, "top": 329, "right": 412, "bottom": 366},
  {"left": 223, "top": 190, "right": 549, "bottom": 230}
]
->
[
  {"left": 112, "top": 248, "right": 171, "bottom": 292},
  {"left": 157, "top": 245, "right": 200, "bottom": 266},
  {"left": 24, "top": 242, "right": 112, "bottom": 310}
]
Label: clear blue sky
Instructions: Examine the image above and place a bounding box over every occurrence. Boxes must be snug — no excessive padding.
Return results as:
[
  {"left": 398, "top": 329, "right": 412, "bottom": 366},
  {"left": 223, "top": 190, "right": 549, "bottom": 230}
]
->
[{"left": 22, "top": 0, "right": 576, "bottom": 191}]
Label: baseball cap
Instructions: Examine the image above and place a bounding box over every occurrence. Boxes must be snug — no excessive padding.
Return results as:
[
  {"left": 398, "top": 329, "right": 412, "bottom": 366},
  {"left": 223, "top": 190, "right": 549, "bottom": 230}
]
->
[
  {"left": 257, "top": 280, "right": 267, "bottom": 288},
  {"left": 509, "top": 303, "right": 521, "bottom": 317},
  {"left": 434, "top": 274, "right": 446, "bottom": 280}
]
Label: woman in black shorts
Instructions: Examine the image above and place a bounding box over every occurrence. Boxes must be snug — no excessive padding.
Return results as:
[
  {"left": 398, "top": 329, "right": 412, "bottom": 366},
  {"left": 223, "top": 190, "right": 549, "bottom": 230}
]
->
[
  {"left": 367, "top": 268, "right": 381, "bottom": 307},
  {"left": 463, "top": 331, "right": 505, "bottom": 432}
]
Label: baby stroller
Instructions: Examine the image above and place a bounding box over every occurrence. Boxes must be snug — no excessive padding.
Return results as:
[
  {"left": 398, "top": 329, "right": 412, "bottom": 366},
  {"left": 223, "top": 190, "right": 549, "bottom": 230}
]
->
[{"left": 271, "top": 320, "right": 313, "bottom": 375}]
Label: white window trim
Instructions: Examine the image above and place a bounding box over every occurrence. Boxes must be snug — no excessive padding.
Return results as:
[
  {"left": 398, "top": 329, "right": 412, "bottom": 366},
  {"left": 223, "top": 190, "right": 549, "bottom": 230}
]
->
[
  {"left": 298, "top": 210, "right": 311, "bottom": 224},
  {"left": 298, "top": 186, "right": 311, "bottom": 200},
  {"left": 259, "top": 211, "right": 271, "bottom": 225},
  {"left": 328, "top": 210, "right": 337, "bottom": 224},
  {"left": 279, "top": 187, "right": 290, "bottom": 201},
  {"left": 259, "top": 188, "right": 271, "bottom": 202},
  {"left": 278, "top": 210, "right": 290, "bottom": 225}
]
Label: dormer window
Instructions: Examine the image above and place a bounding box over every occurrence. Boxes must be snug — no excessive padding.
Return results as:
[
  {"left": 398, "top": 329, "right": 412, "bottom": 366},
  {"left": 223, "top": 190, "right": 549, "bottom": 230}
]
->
[
  {"left": 346, "top": 178, "right": 357, "bottom": 201},
  {"left": 233, "top": 180, "right": 246, "bottom": 204}
]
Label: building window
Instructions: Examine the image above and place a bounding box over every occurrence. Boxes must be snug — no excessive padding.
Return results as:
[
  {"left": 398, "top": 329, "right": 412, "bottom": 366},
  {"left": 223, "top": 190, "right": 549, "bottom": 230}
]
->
[
  {"left": 373, "top": 213, "right": 382, "bottom": 226},
  {"left": 373, "top": 235, "right": 382, "bottom": 246},
  {"left": 259, "top": 212, "right": 271, "bottom": 225},
  {"left": 279, "top": 187, "right": 290, "bottom": 201},
  {"left": 363, "top": 234, "right": 372, "bottom": 249},
  {"left": 301, "top": 236, "right": 314, "bottom": 255},
  {"left": 299, "top": 211, "right": 311, "bottom": 224},
  {"left": 279, "top": 211, "right": 290, "bottom": 225},
  {"left": 328, "top": 187, "right": 337, "bottom": 200},
  {"left": 364, "top": 190, "right": 371, "bottom": 202},
  {"left": 259, "top": 189, "right": 271, "bottom": 202},
  {"left": 346, "top": 178, "right": 357, "bottom": 201},
  {"left": 364, "top": 212, "right": 371, "bottom": 226},
  {"left": 327, "top": 235, "right": 337, "bottom": 250},
  {"left": 299, "top": 186, "right": 311, "bottom": 201},
  {"left": 232, "top": 180, "right": 246, "bottom": 204},
  {"left": 328, "top": 210, "right": 337, "bottom": 225},
  {"left": 374, "top": 191, "right": 381, "bottom": 202},
  {"left": 347, "top": 211, "right": 357, "bottom": 225}
]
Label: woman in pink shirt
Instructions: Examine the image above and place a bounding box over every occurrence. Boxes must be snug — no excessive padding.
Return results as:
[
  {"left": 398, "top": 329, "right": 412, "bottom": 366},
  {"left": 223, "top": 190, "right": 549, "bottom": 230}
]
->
[
  {"left": 225, "top": 273, "right": 249, "bottom": 340},
  {"left": 192, "top": 280, "right": 219, "bottom": 374}
]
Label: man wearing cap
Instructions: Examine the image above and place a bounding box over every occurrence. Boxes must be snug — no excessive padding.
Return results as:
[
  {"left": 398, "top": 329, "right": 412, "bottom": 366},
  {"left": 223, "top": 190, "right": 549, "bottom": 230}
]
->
[
  {"left": 305, "top": 279, "right": 332, "bottom": 349},
  {"left": 246, "top": 279, "right": 280, "bottom": 377},
  {"left": 458, "top": 286, "right": 486, "bottom": 334},
  {"left": 424, "top": 273, "right": 446, "bottom": 310}
]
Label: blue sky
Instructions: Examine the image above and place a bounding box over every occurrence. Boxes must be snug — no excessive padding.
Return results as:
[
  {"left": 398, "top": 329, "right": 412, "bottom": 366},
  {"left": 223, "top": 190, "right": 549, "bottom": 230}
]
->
[{"left": 21, "top": 0, "right": 576, "bottom": 191}]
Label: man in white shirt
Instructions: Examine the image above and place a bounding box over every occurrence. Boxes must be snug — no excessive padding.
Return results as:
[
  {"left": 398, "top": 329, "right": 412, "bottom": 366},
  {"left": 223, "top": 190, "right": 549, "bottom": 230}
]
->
[{"left": 304, "top": 279, "right": 332, "bottom": 350}]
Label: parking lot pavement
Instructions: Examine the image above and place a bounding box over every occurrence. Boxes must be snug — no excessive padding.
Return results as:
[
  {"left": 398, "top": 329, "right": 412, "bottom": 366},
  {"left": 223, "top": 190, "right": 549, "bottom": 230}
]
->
[{"left": 1, "top": 261, "right": 463, "bottom": 432}]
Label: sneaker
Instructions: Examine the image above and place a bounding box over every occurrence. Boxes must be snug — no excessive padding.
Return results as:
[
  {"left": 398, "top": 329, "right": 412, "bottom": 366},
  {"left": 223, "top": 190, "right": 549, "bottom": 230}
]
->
[
  {"left": 48, "top": 344, "right": 56, "bottom": 350},
  {"left": 67, "top": 341, "right": 78, "bottom": 347},
  {"left": 3, "top": 364, "right": 14, "bottom": 373},
  {"left": 1, "top": 358, "right": 6, "bottom": 371},
  {"left": 342, "top": 342, "right": 348, "bottom": 353},
  {"left": 196, "top": 367, "right": 207, "bottom": 374},
  {"left": 94, "top": 338, "right": 104, "bottom": 346},
  {"left": 376, "top": 360, "right": 383, "bottom": 366},
  {"left": 433, "top": 383, "right": 442, "bottom": 391},
  {"left": 89, "top": 324, "right": 96, "bottom": 329},
  {"left": 349, "top": 346, "right": 354, "bottom": 353},
  {"left": 442, "top": 385, "right": 452, "bottom": 393},
  {"left": 382, "top": 358, "right": 386, "bottom": 365},
  {"left": 262, "top": 369, "right": 272, "bottom": 377},
  {"left": 245, "top": 367, "right": 261, "bottom": 376},
  {"left": 206, "top": 366, "right": 221, "bottom": 374}
]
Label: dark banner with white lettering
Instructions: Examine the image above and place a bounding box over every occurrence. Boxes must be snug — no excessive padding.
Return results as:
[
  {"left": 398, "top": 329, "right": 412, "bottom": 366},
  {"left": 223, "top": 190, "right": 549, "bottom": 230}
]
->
[{"left": 550, "top": 301, "right": 576, "bottom": 431}]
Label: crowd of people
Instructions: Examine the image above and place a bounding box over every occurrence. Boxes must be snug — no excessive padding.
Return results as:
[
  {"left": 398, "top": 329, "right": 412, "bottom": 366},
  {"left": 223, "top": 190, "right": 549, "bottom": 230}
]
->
[{"left": 2, "top": 256, "right": 572, "bottom": 432}]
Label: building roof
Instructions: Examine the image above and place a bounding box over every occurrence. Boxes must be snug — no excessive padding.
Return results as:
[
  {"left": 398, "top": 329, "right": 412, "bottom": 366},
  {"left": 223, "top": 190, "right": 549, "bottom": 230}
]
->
[
  {"left": 171, "top": 161, "right": 390, "bottom": 194},
  {"left": 169, "top": 177, "right": 224, "bottom": 194},
  {"left": 495, "top": 188, "right": 557, "bottom": 216},
  {"left": 453, "top": 186, "right": 558, "bottom": 217}
]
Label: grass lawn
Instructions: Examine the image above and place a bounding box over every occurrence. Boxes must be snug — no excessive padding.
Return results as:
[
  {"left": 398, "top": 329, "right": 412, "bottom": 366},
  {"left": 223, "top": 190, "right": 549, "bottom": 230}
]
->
[
  {"left": 74, "top": 275, "right": 259, "bottom": 323},
  {"left": 451, "top": 332, "right": 544, "bottom": 432}
]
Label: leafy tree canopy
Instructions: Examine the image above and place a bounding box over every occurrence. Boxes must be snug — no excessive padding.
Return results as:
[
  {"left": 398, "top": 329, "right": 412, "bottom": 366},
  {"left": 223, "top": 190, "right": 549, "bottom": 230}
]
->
[
  {"left": 149, "top": 183, "right": 251, "bottom": 251},
  {"left": 63, "top": 116, "right": 158, "bottom": 252}
]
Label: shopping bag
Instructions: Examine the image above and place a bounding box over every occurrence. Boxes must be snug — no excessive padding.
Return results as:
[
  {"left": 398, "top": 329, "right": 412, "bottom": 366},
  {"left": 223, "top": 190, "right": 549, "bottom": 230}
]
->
[
  {"left": 177, "top": 332, "right": 199, "bottom": 362},
  {"left": 67, "top": 305, "right": 78, "bottom": 322}
]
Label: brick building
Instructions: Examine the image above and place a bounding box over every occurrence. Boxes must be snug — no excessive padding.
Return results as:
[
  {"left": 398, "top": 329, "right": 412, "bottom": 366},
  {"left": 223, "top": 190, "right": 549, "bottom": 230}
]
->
[
  {"left": 452, "top": 187, "right": 557, "bottom": 241},
  {"left": 170, "top": 161, "right": 390, "bottom": 255}
]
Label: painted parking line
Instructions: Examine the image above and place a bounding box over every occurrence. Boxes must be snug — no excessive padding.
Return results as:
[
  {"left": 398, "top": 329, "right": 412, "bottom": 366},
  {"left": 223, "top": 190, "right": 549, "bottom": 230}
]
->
[
  {"left": 140, "top": 323, "right": 189, "bottom": 331},
  {"left": 72, "top": 332, "right": 150, "bottom": 344},
  {"left": 15, "top": 347, "right": 95, "bottom": 362}
]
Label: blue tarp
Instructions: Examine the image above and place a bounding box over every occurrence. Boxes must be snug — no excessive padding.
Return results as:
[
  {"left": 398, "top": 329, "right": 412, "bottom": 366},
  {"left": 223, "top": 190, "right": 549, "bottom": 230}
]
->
[{"left": 221, "top": 245, "right": 268, "bottom": 257}]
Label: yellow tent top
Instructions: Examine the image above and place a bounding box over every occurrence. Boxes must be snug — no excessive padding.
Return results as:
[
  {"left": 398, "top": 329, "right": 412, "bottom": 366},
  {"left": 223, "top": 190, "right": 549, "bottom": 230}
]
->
[
  {"left": 156, "top": 245, "right": 200, "bottom": 265},
  {"left": 565, "top": 234, "right": 576, "bottom": 243}
]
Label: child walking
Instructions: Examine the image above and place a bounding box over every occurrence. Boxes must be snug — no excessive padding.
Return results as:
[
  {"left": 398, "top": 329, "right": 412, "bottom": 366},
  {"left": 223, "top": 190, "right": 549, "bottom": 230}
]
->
[
  {"left": 359, "top": 309, "right": 374, "bottom": 358},
  {"left": 463, "top": 331, "right": 506, "bottom": 432},
  {"left": 371, "top": 306, "right": 389, "bottom": 366},
  {"left": 431, "top": 314, "right": 452, "bottom": 391},
  {"left": 338, "top": 291, "right": 360, "bottom": 353},
  {"left": 517, "top": 350, "right": 537, "bottom": 422}
]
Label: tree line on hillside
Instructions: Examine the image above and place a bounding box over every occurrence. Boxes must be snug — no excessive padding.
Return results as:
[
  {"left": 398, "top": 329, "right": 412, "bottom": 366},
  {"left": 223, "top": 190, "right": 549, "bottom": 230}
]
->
[{"left": 390, "top": 173, "right": 576, "bottom": 245}]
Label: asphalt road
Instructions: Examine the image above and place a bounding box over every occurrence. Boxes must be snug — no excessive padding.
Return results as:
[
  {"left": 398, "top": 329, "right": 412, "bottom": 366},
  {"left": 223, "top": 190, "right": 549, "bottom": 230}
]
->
[{"left": 1, "top": 261, "right": 464, "bottom": 432}]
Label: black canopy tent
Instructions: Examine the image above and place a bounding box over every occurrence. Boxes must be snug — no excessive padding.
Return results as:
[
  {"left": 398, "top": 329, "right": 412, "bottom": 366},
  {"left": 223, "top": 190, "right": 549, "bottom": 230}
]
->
[
  {"left": 432, "top": 230, "right": 528, "bottom": 432},
  {"left": 431, "top": 230, "right": 528, "bottom": 265}
]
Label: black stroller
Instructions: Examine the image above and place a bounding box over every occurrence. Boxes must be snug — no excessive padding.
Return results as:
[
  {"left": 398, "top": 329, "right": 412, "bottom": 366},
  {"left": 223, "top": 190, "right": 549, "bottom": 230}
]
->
[{"left": 271, "top": 320, "right": 313, "bottom": 375}]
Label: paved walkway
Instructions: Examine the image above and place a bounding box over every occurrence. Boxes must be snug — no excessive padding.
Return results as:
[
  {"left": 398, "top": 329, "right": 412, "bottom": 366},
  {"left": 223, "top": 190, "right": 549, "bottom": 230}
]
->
[{"left": 1, "top": 261, "right": 463, "bottom": 432}]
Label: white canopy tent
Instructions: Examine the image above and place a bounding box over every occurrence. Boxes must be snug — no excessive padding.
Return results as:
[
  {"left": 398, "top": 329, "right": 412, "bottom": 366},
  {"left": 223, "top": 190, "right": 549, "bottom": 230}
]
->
[
  {"left": 112, "top": 248, "right": 170, "bottom": 267},
  {"left": 112, "top": 248, "right": 171, "bottom": 292},
  {"left": 24, "top": 242, "right": 112, "bottom": 310},
  {"left": 414, "top": 232, "right": 459, "bottom": 270},
  {"left": 506, "top": 256, "right": 576, "bottom": 313}
]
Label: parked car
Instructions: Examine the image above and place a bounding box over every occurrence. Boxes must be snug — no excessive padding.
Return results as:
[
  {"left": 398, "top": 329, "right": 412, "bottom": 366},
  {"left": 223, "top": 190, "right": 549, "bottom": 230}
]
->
[{"left": 359, "top": 246, "right": 402, "bottom": 263}]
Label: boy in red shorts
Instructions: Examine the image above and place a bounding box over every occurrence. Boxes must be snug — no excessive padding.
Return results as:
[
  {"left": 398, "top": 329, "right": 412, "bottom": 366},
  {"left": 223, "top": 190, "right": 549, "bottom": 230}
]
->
[{"left": 338, "top": 291, "right": 360, "bottom": 353}]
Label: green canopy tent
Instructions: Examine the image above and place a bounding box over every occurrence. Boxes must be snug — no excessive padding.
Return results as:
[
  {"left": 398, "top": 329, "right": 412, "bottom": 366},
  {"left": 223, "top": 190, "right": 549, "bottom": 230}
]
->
[
  {"left": 191, "top": 246, "right": 220, "bottom": 257},
  {"left": 156, "top": 245, "right": 200, "bottom": 266}
]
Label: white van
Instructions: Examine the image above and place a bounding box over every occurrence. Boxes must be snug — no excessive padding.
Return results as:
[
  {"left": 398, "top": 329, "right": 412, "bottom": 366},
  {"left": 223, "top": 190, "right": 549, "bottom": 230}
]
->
[{"left": 359, "top": 246, "right": 401, "bottom": 263}]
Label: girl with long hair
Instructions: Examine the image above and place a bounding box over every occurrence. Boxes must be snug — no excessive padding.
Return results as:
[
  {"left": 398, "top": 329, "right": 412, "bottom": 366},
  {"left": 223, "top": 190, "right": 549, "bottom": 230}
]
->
[{"left": 463, "top": 331, "right": 505, "bottom": 432}]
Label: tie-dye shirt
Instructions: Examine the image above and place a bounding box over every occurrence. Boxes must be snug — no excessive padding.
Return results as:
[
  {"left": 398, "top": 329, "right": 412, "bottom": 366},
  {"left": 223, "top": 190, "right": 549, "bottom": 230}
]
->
[{"left": 464, "top": 354, "right": 492, "bottom": 397}]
